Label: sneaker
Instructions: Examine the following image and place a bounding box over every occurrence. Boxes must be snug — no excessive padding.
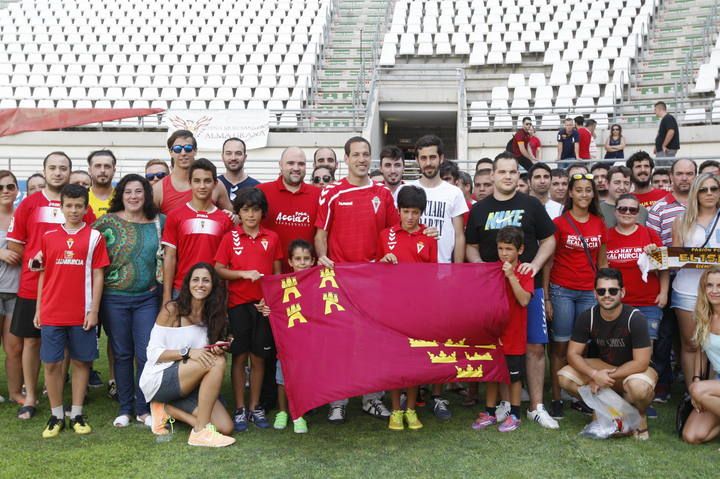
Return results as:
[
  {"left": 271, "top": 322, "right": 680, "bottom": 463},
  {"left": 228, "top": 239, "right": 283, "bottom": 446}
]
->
[
  {"left": 107, "top": 379, "right": 118, "bottom": 401},
  {"left": 431, "top": 397, "right": 452, "bottom": 421},
  {"left": 250, "top": 407, "right": 270, "bottom": 429},
  {"left": 471, "top": 412, "right": 497, "bottom": 430},
  {"left": 293, "top": 417, "right": 308, "bottom": 434},
  {"left": 274, "top": 411, "right": 289, "bottom": 430},
  {"left": 363, "top": 398, "right": 391, "bottom": 419},
  {"left": 570, "top": 399, "right": 594, "bottom": 416},
  {"left": 42, "top": 415, "right": 65, "bottom": 438},
  {"left": 233, "top": 407, "right": 249, "bottom": 432},
  {"left": 404, "top": 409, "right": 423, "bottom": 430},
  {"left": 498, "top": 414, "right": 521, "bottom": 432},
  {"left": 327, "top": 405, "right": 346, "bottom": 424},
  {"left": 388, "top": 410, "right": 404, "bottom": 431},
  {"left": 653, "top": 391, "right": 671, "bottom": 404},
  {"left": 151, "top": 402, "right": 171, "bottom": 435},
  {"left": 188, "top": 424, "right": 236, "bottom": 447},
  {"left": 88, "top": 370, "right": 103, "bottom": 389},
  {"left": 550, "top": 400, "right": 564, "bottom": 420},
  {"left": 70, "top": 415, "right": 92, "bottom": 435},
  {"left": 495, "top": 400, "right": 511, "bottom": 422},
  {"left": 527, "top": 404, "right": 560, "bottom": 429},
  {"left": 646, "top": 405, "right": 658, "bottom": 419}
]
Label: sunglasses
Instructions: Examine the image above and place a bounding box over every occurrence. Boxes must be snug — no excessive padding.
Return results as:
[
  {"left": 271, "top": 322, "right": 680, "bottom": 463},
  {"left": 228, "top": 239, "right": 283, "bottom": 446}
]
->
[
  {"left": 698, "top": 186, "right": 720, "bottom": 194},
  {"left": 611, "top": 128, "right": 620, "bottom": 131},
  {"left": 595, "top": 287, "right": 620, "bottom": 296},
  {"left": 313, "top": 175, "right": 333, "bottom": 184},
  {"left": 0, "top": 183, "right": 17, "bottom": 192},
  {"left": 145, "top": 172, "right": 168, "bottom": 181},
  {"left": 571, "top": 173, "right": 594, "bottom": 180},
  {"left": 170, "top": 144, "right": 195, "bottom": 154},
  {"left": 616, "top": 206, "right": 639, "bottom": 214},
  {"left": 523, "top": 122, "right": 532, "bottom": 127}
]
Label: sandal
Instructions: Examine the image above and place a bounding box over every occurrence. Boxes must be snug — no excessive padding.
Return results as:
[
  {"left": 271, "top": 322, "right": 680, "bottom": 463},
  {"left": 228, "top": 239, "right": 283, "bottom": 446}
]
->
[{"left": 17, "top": 405, "right": 36, "bottom": 420}]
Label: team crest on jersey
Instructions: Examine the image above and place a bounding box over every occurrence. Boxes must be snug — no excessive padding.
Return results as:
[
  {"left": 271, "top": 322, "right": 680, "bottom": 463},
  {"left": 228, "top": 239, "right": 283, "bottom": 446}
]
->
[
  {"left": 387, "top": 229, "right": 397, "bottom": 251},
  {"left": 417, "top": 241, "right": 425, "bottom": 254},
  {"left": 261, "top": 238, "right": 269, "bottom": 251},
  {"left": 52, "top": 208, "right": 59, "bottom": 218},
  {"left": 66, "top": 237, "right": 74, "bottom": 249},
  {"left": 200, "top": 220, "right": 206, "bottom": 230},
  {"left": 371, "top": 196, "right": 381, "bottom": 214},
  {"left": 232, "top": 231, "right": 243, "bottom": 255}
]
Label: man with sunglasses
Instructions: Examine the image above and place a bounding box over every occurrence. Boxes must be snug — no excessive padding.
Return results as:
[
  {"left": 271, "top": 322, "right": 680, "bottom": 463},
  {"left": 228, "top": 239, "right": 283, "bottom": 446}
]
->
[
  {"left": 87, "top": 150, "right": 116, "bottom": 218},
  {"left": 510, "top": 117, "right": 537, "bottom": 171},
  {"left": 599, "top": 166, "right": 648, "bottom": 227},
  {"left": 626, "top": 151, "right": 666, "bottom": 209},
  {"left": 144, "top": 159, "right": 170, "bottom": 186},
  {"left": 152, "top": 130, "right": 233, "bottom": 214},
  {"left": 219, "top": 137, "right": 259, "bottom": 202},
  {"left": 558, "top": 268, "right": 657, "bottom": 440}
]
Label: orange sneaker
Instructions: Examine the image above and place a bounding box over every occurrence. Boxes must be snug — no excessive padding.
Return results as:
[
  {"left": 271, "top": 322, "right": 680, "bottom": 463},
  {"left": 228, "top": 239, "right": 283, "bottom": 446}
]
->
[
  {"left": 188, "top": 424, "right": 236, "bottom": 448},
  {"left": 150, "top": 401, "right": 170, "bottom": 435}
]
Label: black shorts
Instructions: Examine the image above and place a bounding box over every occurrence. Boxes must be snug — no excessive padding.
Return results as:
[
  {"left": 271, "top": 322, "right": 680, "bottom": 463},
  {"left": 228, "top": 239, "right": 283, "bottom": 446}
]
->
[
  {"left": 228, "top": 303, "right": 274, "bottom": 358},
  {"left": 10, "top": 297, "right": 40, "bottom": 338},
  {"left": 506, "top": 354, "right": 526, "bottom": 383}
]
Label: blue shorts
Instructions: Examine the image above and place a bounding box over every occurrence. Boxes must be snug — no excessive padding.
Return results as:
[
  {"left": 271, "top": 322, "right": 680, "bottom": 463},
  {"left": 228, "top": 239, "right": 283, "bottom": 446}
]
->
[
  {"left": 276, "top": 359, "right": 285, "bottom": 386},
  {"left": 549, "top": 283, "right": 596, "bottom": 342},
  {"left": 40, "top": 325, "right": 99, "bottom": 363},
  {"left": 634, "top": 305, "right": 662, "bottom": 340},
  {"left": 671, "top": 289, "right": 696, "bottom": 312},
  {"left": 527, "top": 288, "right": 549, "bottom": 344}
]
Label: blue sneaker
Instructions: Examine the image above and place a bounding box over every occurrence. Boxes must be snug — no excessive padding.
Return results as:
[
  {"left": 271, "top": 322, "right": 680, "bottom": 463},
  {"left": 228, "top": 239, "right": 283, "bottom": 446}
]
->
[
  {"left": 431, "top": 397, "right": 452, "bottom": 421},
  {"left": 646, "top": 405, "right": 658, "bottom": 419},
  {"left": 233, "top": 407, "right": 249, "bottom": 432},
  {"left": 250, "top": 407, "right": 270, "bottom": 429}
]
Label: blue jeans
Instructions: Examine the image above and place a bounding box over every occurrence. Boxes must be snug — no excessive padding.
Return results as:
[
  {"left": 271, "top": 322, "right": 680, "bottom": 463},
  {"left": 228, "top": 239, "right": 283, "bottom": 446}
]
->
[
  {"left": 101, "top": 290, "right": 160, "bottom": 416},
  {"left": 549, "top": 283, "right": 596, "bottom": 342}
]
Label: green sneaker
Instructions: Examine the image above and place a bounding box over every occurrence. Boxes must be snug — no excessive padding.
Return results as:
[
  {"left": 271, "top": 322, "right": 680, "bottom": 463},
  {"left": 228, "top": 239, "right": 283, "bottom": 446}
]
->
[
  {"left": 273, "top": 411, "right": 289, "bottom": 430},
  {"left": 293, "top": 417, "right": 308, "bottom": 434}
]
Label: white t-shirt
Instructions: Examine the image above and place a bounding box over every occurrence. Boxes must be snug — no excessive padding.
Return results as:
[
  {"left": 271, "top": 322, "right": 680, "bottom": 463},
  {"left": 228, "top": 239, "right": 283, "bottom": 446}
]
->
[
  {"left": 406, "top": 180, "right": 469, "bottom": 263},
  {"left": 545, "top": 199, "right": 563, "bottom": 219}
]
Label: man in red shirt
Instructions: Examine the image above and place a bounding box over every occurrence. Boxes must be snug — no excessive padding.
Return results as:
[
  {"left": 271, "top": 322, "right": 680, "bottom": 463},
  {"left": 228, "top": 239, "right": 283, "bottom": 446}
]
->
[
  {"left": 161, "top": 158, "right": 234, "bottom": 304},
  {"left": 511, "top": 117, "right": 537, "bottom": 171},
  {"left": 626, "top": 151, "right": 667, "bottom": 208},
  {"left": 8, "top": 152, "right": 96, "bottom": 420},
  {"left": 575, "top": 116, "right": 592, "bottom": 160}
]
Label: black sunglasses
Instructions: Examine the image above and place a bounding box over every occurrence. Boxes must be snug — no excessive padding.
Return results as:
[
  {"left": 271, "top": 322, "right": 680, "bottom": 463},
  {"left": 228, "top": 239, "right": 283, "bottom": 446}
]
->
[
  {"left": 698, "top": 186, "right": 720, "bottom": 194},
  {"left": 145, "top": 172, "right": 168, "bottom": 181},
  {"left": 313, "top": 175, "right": 333, "bottom": 184},
  {"left": 596, "top": 287, "right": 620, "bottom": 296},
  {"left": 0, "top": 184, "right": 17, "bottom": 192},
  {"left": 616, "top": 206, "right": 639, "bottom": 214},
  {"left": 170, "top": 144, "right": 195, "bottom": 154}
]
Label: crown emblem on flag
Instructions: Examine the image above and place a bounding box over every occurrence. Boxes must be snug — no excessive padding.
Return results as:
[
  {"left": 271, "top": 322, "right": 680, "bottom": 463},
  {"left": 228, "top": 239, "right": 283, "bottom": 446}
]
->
[
  {"left": 444, "top": 338, "right": 469, "bottom": 348},
  {"left": 427, "top": 351, "right": 457, "bottom": 363},
  {"left": 465, "top": 352, "right": 492, "bottom": 361},
  {"left": 408, "top": 338, "right": 438, "bottom": 348},
  {"left": 455, "top": 364, "right": 484, "bottom": 378}
]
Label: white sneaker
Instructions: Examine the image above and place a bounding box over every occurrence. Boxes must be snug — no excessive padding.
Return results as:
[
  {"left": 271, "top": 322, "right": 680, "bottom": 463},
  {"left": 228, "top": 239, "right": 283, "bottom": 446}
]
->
[
  {"left": 113, "top": 414, "right": 131, "bottom": 427},
  {"left": 496, "top": 400, "right": 511, "bottom": 422},
  {"left": 363, "top": 398, "right": 391, "bottom": 418},
  {"left": 527, "top": 404, "right": 560, "bottom": 430},
  {"left": 327, "top": 405, "right": 346, "bottom": 424}
]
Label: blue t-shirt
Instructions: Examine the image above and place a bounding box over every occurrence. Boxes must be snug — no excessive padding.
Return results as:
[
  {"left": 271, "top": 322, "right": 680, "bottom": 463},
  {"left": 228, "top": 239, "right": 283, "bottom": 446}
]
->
[
  {"left": 557, "top": 129, "right": 579, "bottom": 160},
  {"left": 219, "top": 175, "right": 260, "bottom": 202}
]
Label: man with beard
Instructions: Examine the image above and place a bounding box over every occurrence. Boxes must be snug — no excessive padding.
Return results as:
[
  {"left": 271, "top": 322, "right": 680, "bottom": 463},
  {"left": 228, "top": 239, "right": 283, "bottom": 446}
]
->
[
  {"left": 590, "top": 163, "right": 610, "bottom": 202},
  {"left": 313, "top": 147, "right": 338, "bottom": 174},
  {"left": 626, "top": 151, "right": 666, "bottom": 208},
  {"left": 378, "top": 145, "right": 405, "bottom": 198},
  {"left": 87, "top": 150, "right": 116, "bottom": 217},
  {"left": 218, "top": 137, "right": 259, "bottom": 202},
  {"left": 599, "top": 166, "right": 648, "bottom": 227},
  {"left": 529, "top": 163, "right": 562, "bottom": 219}
]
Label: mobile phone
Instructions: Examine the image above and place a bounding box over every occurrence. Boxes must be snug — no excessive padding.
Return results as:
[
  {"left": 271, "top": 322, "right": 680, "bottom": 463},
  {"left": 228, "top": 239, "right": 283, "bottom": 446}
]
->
[{"left": 205, "top": 341, "right": 231, "bottom": 350}]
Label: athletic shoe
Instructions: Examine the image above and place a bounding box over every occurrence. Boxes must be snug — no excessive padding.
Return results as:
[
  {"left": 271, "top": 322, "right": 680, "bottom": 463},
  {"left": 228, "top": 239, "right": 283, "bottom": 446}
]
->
[
  {"left": 431, "top": 397, "right": 452, "bottom": 421},
  {"left": 188, "top": 424, "right": 236, "bottom": 447},
  {"left": 233, "top": 407, "right": 249, "bottom": 432},
  {"left": 498, "top": 414, "right": 521, "bottom": 432},
  {"left": 42, "top": 415, "right": 65, "bottom": 438},
  {"left": 570, "top": 399, "right": 594, "bottom": 416},
  {"left": 388, "top": 410, "right": 404, "bottom": 430},
  {"left": 70, "top": 415, "right": 92, "bottom": 435},
  {"left": 471, "top": 412, "right": 497, "bottom": 430},
  {"left": 496, "top": 400, "right": 511, "bottom": 423},
  {"left": 328, "top": 405, "right": 346, "bottom": 424},
  {"left": 646, "top": 405, "right": 658, "bottom": 419},
  {"left": 250, "top": 407, "right": 270, "bottom": 429},
  {"left": 653, "top": 391, "right": 670, "bottom": 404},
  {"left": 88, "top": 370, "right": 103, "bottom": 389},
  {"left": 527, "top": 404, "right": 560, "bottom": 429},
  {"left": 150, "top": 401, "right": 171, "bottom": 435},
  {"left": 363, "top": 398, "right": 391, "bottom": 419},
  {"left": 550, "top": 400, "right": 564, "bottom": 420},
  {"left": 107, "top": 379, "right": 118, "bottom": 401},
  {"left": 293, "top": 417, "right": 308, "bottom": 434},
  {"left": 404, "top": 409, "right": 423, "bottom": 430},
  {"left": 274, "top": 411, "right": 289, "bottom": 430}
]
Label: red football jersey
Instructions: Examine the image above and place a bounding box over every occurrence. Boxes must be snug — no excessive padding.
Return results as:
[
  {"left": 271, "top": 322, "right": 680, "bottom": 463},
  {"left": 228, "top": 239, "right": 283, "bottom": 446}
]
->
[
  {"left": 577, "top": 127, "right": 592, "bottom": 159},
  {"left": 550, "top": 213, "right": 607, "bottom": 291},
  {"left": 161, "top": 203, "right": 234, "bottom": 290},
  {"left": 634, "top": 189, "right": 668, "bottom": 209},
  {"left": 315, "top": 179, "right": 399, "bottom": 263},
  {"left": 214, "top": 226, "right": 283, "bottom": 307},
  {"left": 606, "top": 225, "right": 662, "bottom": 306},
  {"left": 40, "top": 225, "right": 110, "bottom": 326},
  {"left": 501, "top": 264, "right": 534, "bottom": 355},
  {"left": 8, "top": 191, "right": 96, "bottom": 299},
  {"left": 377, "top": 225, "right": 438, "bottom": 264}
]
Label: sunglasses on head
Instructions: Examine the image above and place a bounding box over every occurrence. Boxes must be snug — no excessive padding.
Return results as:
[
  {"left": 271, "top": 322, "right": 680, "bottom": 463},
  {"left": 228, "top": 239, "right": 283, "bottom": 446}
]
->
[
  {"left": 145, "top": 172, "right": 168, "bottom": 181},
  {"left": 170, "top": 144, "right": 195, "bottom": 154},
  {"left": 313, "top": 175, "right": 332, "bottom": 184},
  {"left": 596, "top": 287, "right": 620, "bottom": 296},
  {"left": 616, "top": 206, "right": 639, "bottom": 214},
  {"left": 571, "top": 173, "right": 594, "bottom": 180},
  {"left": 698, "top": 186, "right": 720, "bottom": 194},
  {"left": 0, "top": 183, "right": 17, "bottom": 192}
]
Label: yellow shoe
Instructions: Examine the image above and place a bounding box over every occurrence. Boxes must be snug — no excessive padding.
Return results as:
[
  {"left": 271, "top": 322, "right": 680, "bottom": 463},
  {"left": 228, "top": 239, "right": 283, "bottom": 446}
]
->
[
  {"left": 42, "top": 415, "right": 65, "bottom": 438},
  {"left": 388, "top": 410, "right": 404, "bottom": 430},
  {"left": 188, "top": 424, "right": 236, "bottom": 448},
  {"left": 70, "top": 415, "right": 92, "bottom": 435},
  {"left": 405, "top": 409, "right": 423, "bottom": 430},
  {"left": 150, "top": 401, "right": 171, "bottom": 435}
]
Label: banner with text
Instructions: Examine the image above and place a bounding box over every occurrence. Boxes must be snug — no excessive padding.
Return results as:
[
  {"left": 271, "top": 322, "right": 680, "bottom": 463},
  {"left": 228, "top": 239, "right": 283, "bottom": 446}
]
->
[{"left": 163, "top": 110, "right": 270, "bottom": 150}]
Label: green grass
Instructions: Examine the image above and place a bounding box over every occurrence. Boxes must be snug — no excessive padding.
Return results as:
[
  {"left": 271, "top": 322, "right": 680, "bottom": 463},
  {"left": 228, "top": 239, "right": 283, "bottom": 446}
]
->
[{"left": 1, "top": 339, "right": 719, "bottom": 478}]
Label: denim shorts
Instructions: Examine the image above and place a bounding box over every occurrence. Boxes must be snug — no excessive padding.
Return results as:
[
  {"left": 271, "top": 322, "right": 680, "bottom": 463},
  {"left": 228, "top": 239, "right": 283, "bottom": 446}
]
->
[
  {"left": 549, "top": 283, "right": 596, "bottom": 342},
  {"left": 0, "top": 292, "right": 16, "bottom": 316},
  {"left": 151, "top": 362, "right": 199, "bottom": 415},
  {"left": 634, "top": 305, "right": 662, "bottom": 340},
  {"left": 40, "top": 325, "right": 99, "bottom": 363},
  {"left": 671, "top": 289, "right": 697, "bottom": 312}
]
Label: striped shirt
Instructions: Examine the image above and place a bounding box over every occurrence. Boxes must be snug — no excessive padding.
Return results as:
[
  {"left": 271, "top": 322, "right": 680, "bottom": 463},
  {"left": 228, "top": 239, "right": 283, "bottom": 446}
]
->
[{"left": 646, "top": 193, "right": 685, "bottom": 246}]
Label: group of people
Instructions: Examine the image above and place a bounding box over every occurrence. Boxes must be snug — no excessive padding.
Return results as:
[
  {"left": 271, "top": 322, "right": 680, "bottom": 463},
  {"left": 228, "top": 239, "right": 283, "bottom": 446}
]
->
[{"left": 0, "top": 127, "right": 718, "bottom": 448}]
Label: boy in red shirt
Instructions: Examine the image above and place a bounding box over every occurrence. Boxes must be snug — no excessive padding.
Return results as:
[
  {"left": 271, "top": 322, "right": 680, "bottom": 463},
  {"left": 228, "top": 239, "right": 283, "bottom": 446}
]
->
[
  {"left": 215, "top": 188, "right": 282, "bottom": 432},
  {"left": 378, "top": 186, "right": 438, "bottom": 431},
  {"left": 34, "top": 184, "right": 110, "bottom": 438},
  {"left": 472, "top": 226, "right": 533, "bottom": 432}
]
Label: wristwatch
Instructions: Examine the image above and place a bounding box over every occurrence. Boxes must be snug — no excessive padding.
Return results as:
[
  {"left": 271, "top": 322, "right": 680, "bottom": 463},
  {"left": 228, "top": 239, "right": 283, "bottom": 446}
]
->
[{"left": 180, "top": 346, "right": 190, "bottom": 363}]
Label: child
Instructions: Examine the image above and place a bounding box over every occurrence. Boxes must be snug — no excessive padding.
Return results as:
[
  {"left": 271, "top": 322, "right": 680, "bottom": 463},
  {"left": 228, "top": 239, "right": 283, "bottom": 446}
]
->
[
  {"left": 472, "top": 226, "right": 532, "bottom": 432},
  {"left": 35, "top": 184, "right": 110, "bottom": 438},
  {"left": 378, "top": 185, "right": 438, "bottom": 431},
  {"left": 214, "top": 188, "right": 282, "bottom": 432}
]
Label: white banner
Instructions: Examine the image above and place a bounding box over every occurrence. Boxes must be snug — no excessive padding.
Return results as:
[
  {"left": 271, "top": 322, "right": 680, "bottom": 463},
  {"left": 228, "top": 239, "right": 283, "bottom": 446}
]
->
[{"left": 163, "top": 110, "right": 270, "bottom": 150}]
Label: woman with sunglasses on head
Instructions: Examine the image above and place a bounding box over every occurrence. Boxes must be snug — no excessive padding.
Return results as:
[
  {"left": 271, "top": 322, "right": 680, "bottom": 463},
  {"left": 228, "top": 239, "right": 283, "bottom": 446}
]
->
[
  {"left": 144, "top": 159, "right": 170, "bottom": 186},
  {"left": 311, "top": 165, "right": 335, "bottom": 188},
  {"left": 544, "top": 172, "right": 608, "bottom": 420},
  {"left": 604, "top": 124, "right": 626, "bottom": 159},
  {"left": 672, "top": 173, "right": 720, "bottom": 390}
]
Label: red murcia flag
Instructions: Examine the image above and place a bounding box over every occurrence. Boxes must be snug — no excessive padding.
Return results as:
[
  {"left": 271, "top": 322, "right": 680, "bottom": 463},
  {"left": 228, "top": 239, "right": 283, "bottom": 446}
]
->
[{"left": 260, "top": 263, "right": 511, "bottom": 419}]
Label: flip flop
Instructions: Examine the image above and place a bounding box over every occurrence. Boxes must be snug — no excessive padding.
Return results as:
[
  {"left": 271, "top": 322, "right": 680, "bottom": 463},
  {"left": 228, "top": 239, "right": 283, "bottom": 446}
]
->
[{"left": 17, "top": 405, "right": 36, "bottom": 420}]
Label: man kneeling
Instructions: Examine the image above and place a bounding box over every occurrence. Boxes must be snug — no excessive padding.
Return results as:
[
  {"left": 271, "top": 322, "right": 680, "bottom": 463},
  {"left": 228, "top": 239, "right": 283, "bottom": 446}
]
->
[{"left": 557, "top": 268, "right": 657, "bottom": 440}]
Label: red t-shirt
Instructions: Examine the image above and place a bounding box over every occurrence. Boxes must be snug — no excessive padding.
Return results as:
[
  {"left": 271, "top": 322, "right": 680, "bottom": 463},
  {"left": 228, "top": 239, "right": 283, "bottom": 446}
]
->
[
  {"left": 315, "top": 178, "right": 399, "bottom": 263},
  {"left": 550, "top": 213, "right": 607, "bottom": 290},
  {"left": 634, "top": 189, "right": 667, "bottom": 209},
  {"left": 528, "top": 136, "right": 542, "bottom": 157},
  {"left": 376, "top": 224, "right": 438, "bottom": 263},
  {"left": 8, "top": 191, "right": 96, "bottom": 299},
  {"left": 40, "top": 225, "right": 110, "bottom": 326},
  {"left": 606, "top": 225, "right": 662, "bottom": 306},
  {"left": 214, "top": 226, "right": 283, "bottom": 307},
  {"left": 162, "top": 203, "right": 234, "bottom": 290},
  {"left": 577, "top": 127, "right": 592, "bottom": 159},
  {"left": 501, "top": 264, "right": 534, "bottom": 355},
  {"left": 256, "top": 177, "right": 320, "bottom": 269},
  {"left": 511, "top": 129, "right": 531, "bottom": 158}
]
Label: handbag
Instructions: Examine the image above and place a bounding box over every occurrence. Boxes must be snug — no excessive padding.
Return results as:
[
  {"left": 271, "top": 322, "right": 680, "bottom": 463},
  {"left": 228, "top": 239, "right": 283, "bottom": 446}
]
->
[
  {"left": 563, "top": 213, "right": 598, "bottom": 273},
  {"left": 154, "top": 216, "right": 164, "bottom": 284},
  {"left": 676, "top": 352, "right": 707, "bottom": 437}
]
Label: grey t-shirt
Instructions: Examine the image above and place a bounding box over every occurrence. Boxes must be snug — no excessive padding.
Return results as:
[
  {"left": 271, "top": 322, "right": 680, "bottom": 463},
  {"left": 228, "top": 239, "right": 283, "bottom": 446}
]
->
[
  {"left": 599, "top": 201, "right": 648, "bottom": 228},
  {"left": 0, "top": 230, "right": 20, "bottom": 294}
]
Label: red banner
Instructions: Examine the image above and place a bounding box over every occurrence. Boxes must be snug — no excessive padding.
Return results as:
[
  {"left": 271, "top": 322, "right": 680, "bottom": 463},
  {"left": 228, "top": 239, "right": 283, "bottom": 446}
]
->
[
  {"left": 261, "top": 263, "right": 511, "bottom": 419},
  {"left": 0, "top": 108, "right": 164, "bottom": 137}
]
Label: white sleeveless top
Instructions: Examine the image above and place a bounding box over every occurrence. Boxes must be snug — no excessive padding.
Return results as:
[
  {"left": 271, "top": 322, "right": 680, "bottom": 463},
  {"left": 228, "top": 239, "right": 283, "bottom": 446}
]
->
[
  {"left": 704, "top": 333, "right": 720, "bottom": 376},
  {"left": 673, "top": 220, "right": 720, "bottom": 296}
]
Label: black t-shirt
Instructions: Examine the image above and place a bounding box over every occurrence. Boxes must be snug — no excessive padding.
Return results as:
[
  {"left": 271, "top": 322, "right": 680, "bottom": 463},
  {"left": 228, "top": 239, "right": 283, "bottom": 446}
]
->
[
  {"left": 571, "top": 305, "right": 651, "bottom": 367},
  {"left": 655, "top": 114, "right": 680, "bottom": 151},
  {"left": 465, "top": 192, "right": 555, "bottom": 288}
]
